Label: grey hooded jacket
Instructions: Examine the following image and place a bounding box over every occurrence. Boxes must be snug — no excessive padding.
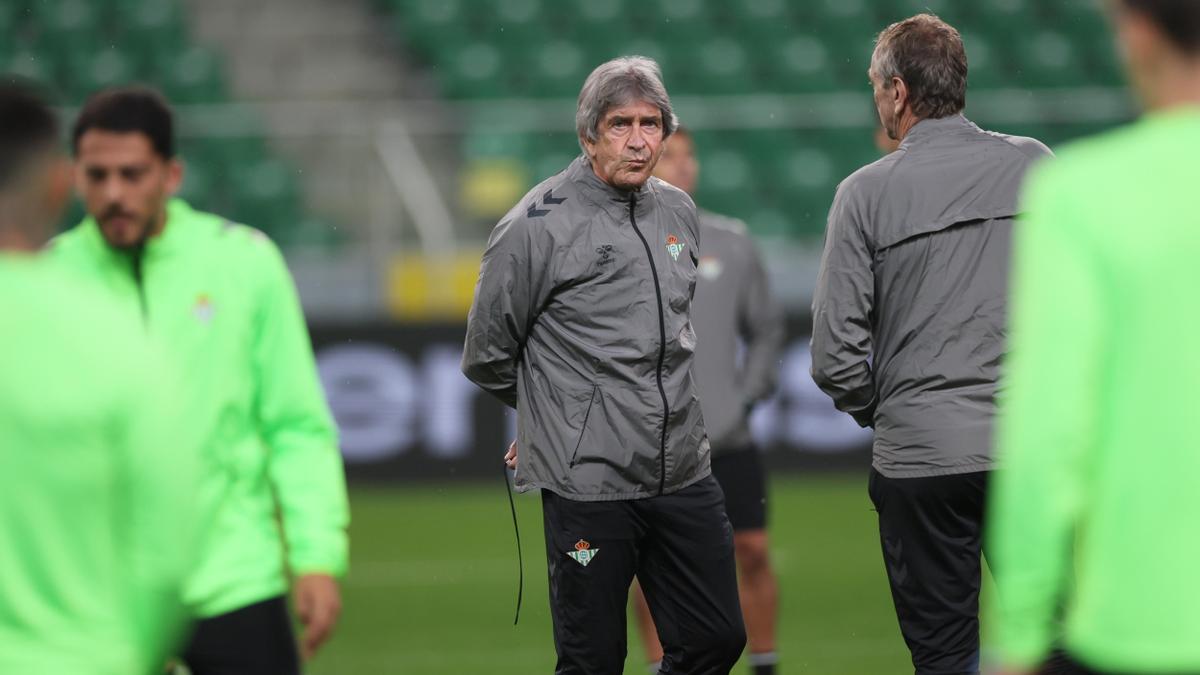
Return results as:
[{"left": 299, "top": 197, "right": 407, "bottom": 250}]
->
[
  {"left": 692, "top": 211, "right": 784, "bottom": 454},
  {"left": 811, "top": 114, "right": 1051, "bottom": 478},
  {"left": 462, "top": 156, "right": 710, "bottom": 501}
]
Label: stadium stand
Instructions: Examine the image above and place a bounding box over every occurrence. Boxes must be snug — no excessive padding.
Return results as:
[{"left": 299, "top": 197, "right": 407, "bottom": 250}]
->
[
  {"left": 376, "top": 0, "right": 1124, "bottom": 239},
  {"left": 0, "top": 0, "right": 329, "bottom": 246}
]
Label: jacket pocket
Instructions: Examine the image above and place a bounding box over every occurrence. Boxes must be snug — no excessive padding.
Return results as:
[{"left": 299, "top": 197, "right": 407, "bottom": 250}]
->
[{"left": 568, "top": 385, "right": 599, "bottom": 468}]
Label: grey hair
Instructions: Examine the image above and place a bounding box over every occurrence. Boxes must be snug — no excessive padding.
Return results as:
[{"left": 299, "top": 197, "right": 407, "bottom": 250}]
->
[
  {"left": 576, "top": 56, "right": 679, "bottom": 152},
  {"left": 870, "top": 14, "right": 967, "bottom": 119}
]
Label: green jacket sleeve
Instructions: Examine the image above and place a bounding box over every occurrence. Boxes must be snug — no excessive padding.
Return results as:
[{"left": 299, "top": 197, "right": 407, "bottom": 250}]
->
[
  {"left": 119, "top": 341, "right": 202, "bottom": 670},
  {"left": 990, "top": 162, "right": 1108, "bottom": 667},
  {"left": 253, "top": 240, "right": 350, "bottom": 577}
]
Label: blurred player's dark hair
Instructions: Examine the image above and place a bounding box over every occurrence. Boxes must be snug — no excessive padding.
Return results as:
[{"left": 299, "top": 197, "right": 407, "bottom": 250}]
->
[
  {"left": 1122, "top": 0, "right": 1200, "bottom": 53},
  {"left": 73, "top": 85, "right": 175, "bottom": 159},
  {"left": 0, "top": 78, "right": 60, "bottom": 191}
]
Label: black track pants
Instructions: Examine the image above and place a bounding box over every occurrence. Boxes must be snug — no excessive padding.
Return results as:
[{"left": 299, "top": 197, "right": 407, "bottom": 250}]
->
[{"left": 541, "top": 475, "right": 746, "bottom": 675}]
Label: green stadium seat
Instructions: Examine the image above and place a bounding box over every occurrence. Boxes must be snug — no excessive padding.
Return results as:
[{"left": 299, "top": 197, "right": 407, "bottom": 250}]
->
[
  {"left": 0, "top": 49, "right": 58, "bottom": 89},
  {"left": 1013, "top": 30, "right": 1086, "bottom": 87},
  {"left": 735, "top": 0, "right": 792, "bottom": 26},
  {"left": 563, "top": 0, "right": 625, "bottom": 35},
  {"left": 678, "top": 37, "right": 755, "bottom": 95},
  {"left": 0, "top": 0, "right": 324, "bottom": 249},
  {"left": 463, "top": 127, "right": 531, "bottom": 163},
  {"left": 64, "top": 48, "right": 137, "bottom": 101},
  {"left": 531, "top": 147, "right": 578, "bottom": 184},
  {"left": 32, "top": 0, "right": 100, "bottom": 60},
  {"left": 695, "top": 145, "right": 758, "bottom": 218},
  {"left": 877, "top": 0, "right": 964, "bottom": 24},
  {"left": 394, "top": 0, "right": 465, "bottom": 56},
  {"left": 968, "top": 0, "right": 1038, "bottom": 36},
  {"left": 521, "top": 40, "right": 587, "bottom": 98},
  {"left": 742, "top": 207, "right": 795, "bottom": 239},
  {"left": 161, "top": 45, "right": 226, "bottom": 102},
  {"left": 442, "top": 42, "right": 510, "bottom": 98},
  {"left": 398, "top": 0, "right": 463, "bottom": 30},
  {"left": 475, "top": 0, "right": 543, "bottom": 51},
  {"left": 288, "top": 216, "right": 346, "bottom": 248},
  {"left": 1084, "top": 39, "right": 1125, "bottom": 86},
  {"left": 961, "top": 32, "right": 1010, "bottom": 89},
  {"left": 819, "top": 129, "right": 880, "bottom": 180},
  {"left": 178, "top": 156, "right": 216, "bottom": 205},
  {"left": 587, "top": 37, "right": 674, "bottom": 87},
  {"left": 0, "top": 2, "right": 25, "bottom": 40},
  {"left": 760, "top": 35, "right": 840, "bottom": 92},
  {"left": 647, "top": 0, "right": 712, "bottom": 37},
  {"left": 230, "top": 158, "right": 301, "bottom": 232}
]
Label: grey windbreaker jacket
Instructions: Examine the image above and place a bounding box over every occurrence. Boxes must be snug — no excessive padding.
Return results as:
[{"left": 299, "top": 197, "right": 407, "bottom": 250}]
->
[
  {"left": 811, "top": 114, "right": 1051, "bottom": 478},
  {"left": 462, "top": 155, "right": 711, "bottom": 501},
  {"left": 692, "top": 211, "right": 784, "bottom": 454}
]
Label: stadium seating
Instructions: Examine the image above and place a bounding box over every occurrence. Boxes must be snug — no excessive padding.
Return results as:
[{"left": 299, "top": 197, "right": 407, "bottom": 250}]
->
[
  {"left": 0, "top": 0, "right": 328, "bottom": 246},
  {"left": 377, "top": 0, "right": 1123, "bottom": 240}
]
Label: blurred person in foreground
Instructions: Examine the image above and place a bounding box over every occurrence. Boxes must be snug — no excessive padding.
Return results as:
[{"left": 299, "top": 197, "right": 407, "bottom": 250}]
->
[
  {"left": 630, "top": 126, "right": 785, "bottom": 675},
  {"left": 0, "top": 80, "right": 200, "bottom": 674},
  {"left": 463, "top": 56, "right": 746, "bottom": 674},
  {"left": 51, "top": 86, "right": 349, "bottom": 674},
  {"left": 809, "top": 14, "right": 1052, "bottom": 674},
  {"left": 991, "top": 1, "right": 1200, "bottom": 673}
]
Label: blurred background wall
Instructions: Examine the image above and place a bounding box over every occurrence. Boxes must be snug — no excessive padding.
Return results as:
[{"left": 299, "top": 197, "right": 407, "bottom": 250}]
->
[{"left": 8, "top": 0, "right": 1132, "bottom": 477}]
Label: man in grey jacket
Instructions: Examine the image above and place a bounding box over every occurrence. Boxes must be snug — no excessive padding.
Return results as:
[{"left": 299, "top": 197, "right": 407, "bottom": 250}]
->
[
  {"left": 631, "top": 126, "right": 785, "bottom": 675},
  {"left": 462, "top": 56, "right": 746, "bottom": 675},
  {"left": 810, "top": 15, "right": 1051, "bottom": 674}
]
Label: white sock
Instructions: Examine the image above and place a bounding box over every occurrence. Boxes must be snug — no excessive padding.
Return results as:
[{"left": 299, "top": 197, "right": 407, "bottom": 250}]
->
[{"left": 749, "top": 651, "right": 779, "bottom": 666}]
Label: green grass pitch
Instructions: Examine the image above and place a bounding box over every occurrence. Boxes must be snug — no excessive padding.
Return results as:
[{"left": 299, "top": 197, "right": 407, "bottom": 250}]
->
[{"left": 305, "top": 474, "right": 982, "bottom": 674}]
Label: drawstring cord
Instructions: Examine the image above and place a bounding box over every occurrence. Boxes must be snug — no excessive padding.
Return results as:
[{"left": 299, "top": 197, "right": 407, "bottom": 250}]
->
[{"left": 503, "top": 461, "right": 524, "bottom": 625}]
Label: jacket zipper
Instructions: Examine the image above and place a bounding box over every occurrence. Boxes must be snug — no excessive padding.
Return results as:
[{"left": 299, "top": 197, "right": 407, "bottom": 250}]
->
[
  {"left": 130, "top": 246, "right": 149, "bottom": 323},
  {"left": 627, "top": 194, "right": 669, "bottom": 496}
]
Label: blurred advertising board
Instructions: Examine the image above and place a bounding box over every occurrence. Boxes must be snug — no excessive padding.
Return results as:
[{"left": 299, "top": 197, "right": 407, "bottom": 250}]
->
[{"left": 311, "top": 320, "right": 872, "bottom": 481}]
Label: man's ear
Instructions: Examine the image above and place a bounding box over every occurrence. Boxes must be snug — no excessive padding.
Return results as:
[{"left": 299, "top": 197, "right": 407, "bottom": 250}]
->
[
  {"left": 580, "top": 135, "right": 596, "bottom": 159},
  {"left": 891, "top": 76, "right": 908, "bottom": 112},
  {"left": 165, "top": 157, "right": 184, "bottom": 196}
]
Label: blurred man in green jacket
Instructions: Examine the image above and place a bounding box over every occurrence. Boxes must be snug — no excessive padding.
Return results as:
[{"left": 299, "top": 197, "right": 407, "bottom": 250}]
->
[
  {"left": 991, "top": 1, "right": 1200, "bottom": 673},
  {"left": 53, "top": 86, "right": 349, "bottom": 675},
  {"left": 0, "top": 80, "right": 200, "bottom": 675}
]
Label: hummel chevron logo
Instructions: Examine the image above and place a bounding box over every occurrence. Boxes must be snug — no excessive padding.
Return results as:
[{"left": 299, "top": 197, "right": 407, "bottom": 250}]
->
[{"left": 527, "top": 189, "right": 568, "bottom": 218}]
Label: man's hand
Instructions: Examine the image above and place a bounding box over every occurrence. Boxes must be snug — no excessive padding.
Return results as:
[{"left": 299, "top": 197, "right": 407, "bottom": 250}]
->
[
  {"left": 294, "top": 573, "right": 342, "bottom": 660},
  {"left": 504, "top": 439, "right": 518, "bottom": 470}
]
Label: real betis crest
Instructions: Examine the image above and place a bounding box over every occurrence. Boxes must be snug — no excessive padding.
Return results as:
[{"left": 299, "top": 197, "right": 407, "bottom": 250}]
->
[
  {"left": 666, "top": 235, "right": 685, "bottom": 262},
  {"left": 567, "top": 539, "right": 598, "bottom": 567}
]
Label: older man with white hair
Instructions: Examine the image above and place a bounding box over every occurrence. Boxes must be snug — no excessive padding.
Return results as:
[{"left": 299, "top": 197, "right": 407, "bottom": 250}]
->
[{"left": 463, "top": 56, "right": 746, "bottom": 674}]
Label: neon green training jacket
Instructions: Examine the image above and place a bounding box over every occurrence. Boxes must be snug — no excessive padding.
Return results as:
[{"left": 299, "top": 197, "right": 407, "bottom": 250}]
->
[
  {"left": 0, "top": 254, "right": 200, "bottom": 674},
  {"left": 52, "top": 199, "right": 349, "bottom": 618},
  {"left": 991, "top": 108, "right": 1200, "bottom": 672}
]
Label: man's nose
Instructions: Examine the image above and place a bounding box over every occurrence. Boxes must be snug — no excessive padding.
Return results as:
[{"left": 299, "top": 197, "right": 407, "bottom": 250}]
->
[
  {"left": 102, "top": 176, "right": 123, "bottom": 203},
  {"left": 627, "top": 126, "right": 648, "bottom": 151}
]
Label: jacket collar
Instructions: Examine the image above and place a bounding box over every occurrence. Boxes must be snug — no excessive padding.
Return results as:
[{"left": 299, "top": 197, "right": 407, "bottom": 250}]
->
[
  {"left": 80, "top": 198, "right": 198, "bottom": 260},
  {"left": 567, "top": 155, "right": 655, "bottom": 221},
  {"left": 898, "top": 113, "right": 977, "bottom": 150}
]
